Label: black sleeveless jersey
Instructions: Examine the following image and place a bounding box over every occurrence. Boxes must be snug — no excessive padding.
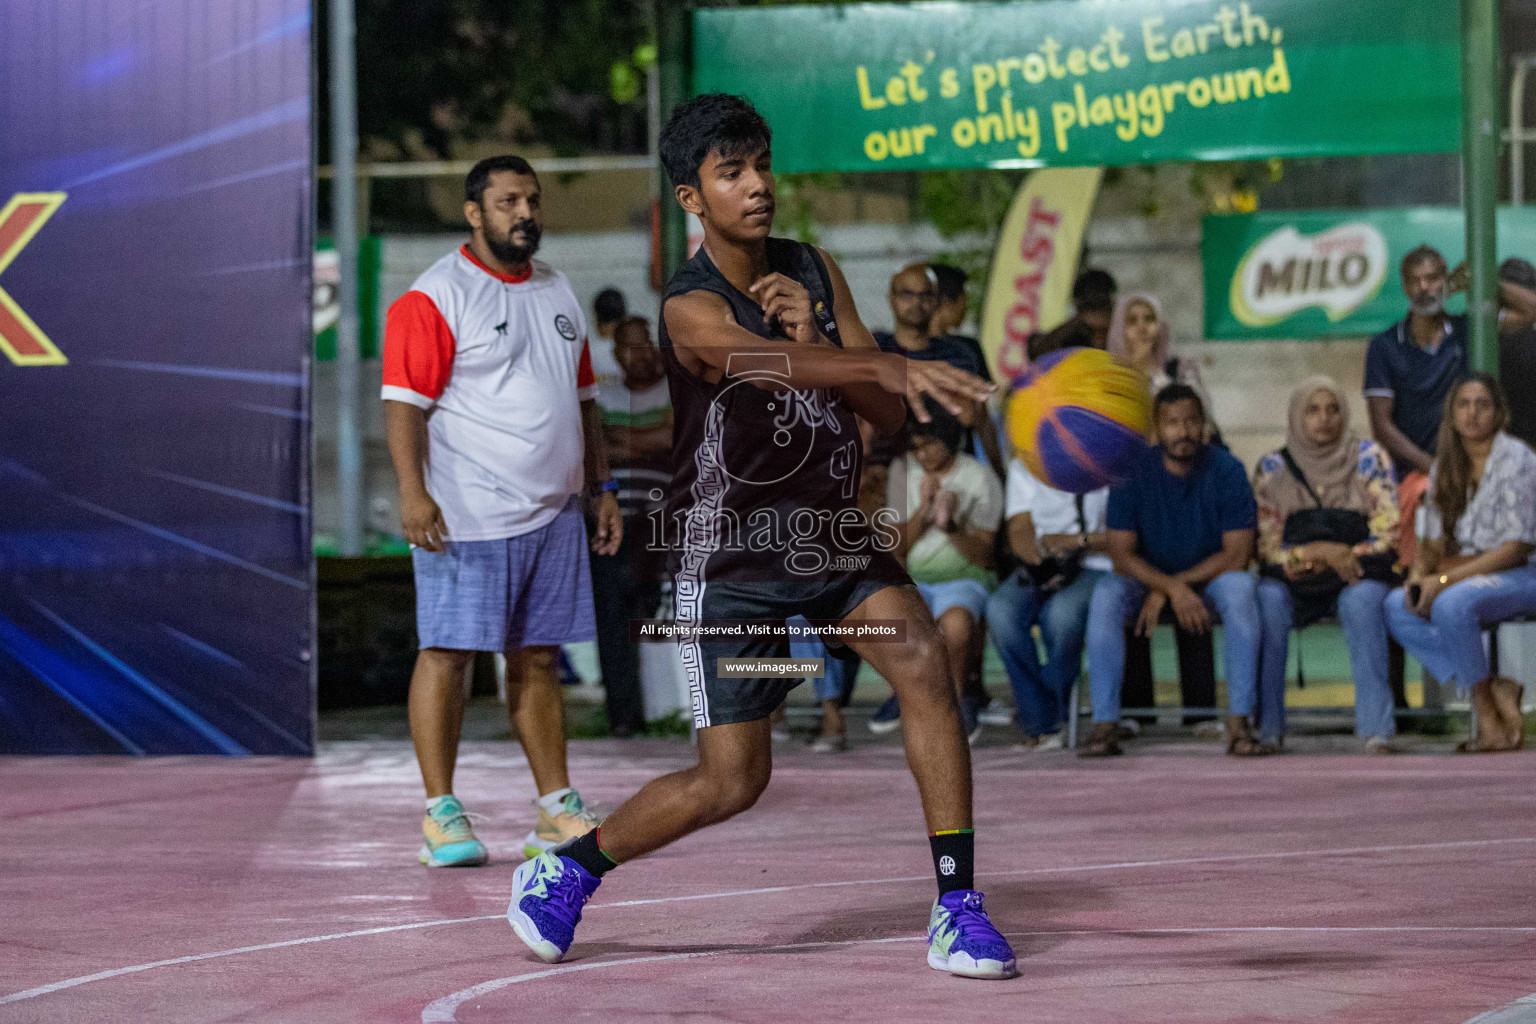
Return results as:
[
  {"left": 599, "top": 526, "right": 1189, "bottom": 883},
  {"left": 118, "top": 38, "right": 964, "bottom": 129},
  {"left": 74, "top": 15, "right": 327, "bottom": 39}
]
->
[{"left": 656, "top": 238, "right": 870, "bottom": 585}]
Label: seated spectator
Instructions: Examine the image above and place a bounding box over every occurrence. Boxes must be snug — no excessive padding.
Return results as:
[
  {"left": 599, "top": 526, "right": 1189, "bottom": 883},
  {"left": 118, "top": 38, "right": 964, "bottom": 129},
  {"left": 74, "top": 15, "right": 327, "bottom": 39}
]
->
[
  {"left": 1104, "top": 289, "right": 1224, "bottom": 723},
  {"left": 887, "top": 401, "right": 1003, "bottom": 742},
  {"left": 985, "top": 457, "right": 1111, "bottom": 749},
  {"left": 1106, "top": 291, "right": 1217, "bottom": 437},
  {"left": 873, "top": 264, "right": 1003, "bottom": 475},
  {"left": 1386, "top": 374, "right": 1536, "bottom": 753},
  {"left": 1253, "top": 377, "right": 1401, "bottom": 753},
  {"left": 1081, "top": 384, "right": 1278, "bottom": 758},
  {"left": 929, "top": 261, "right": 1004, "bottom": 475}
]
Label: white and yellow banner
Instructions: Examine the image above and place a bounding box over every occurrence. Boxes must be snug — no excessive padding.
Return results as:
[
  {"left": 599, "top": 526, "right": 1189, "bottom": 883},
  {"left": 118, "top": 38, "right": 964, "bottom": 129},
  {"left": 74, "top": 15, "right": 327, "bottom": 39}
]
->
[{"left": 981, "top": 166, "right": 1102, "bottom": 383}]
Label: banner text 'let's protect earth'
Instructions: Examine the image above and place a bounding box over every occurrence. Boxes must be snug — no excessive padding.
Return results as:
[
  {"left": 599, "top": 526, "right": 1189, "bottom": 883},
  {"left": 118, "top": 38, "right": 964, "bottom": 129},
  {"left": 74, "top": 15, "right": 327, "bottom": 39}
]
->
[{"left": 693, "top": 0, "right": 1460, "bottom": 173}]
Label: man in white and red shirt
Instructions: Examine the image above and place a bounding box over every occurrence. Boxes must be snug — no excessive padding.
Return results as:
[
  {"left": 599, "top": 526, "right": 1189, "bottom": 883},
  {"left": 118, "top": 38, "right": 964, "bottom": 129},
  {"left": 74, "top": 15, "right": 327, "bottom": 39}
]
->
[{"left": 382, "top": 154, "right": 622, "bottom": 868}]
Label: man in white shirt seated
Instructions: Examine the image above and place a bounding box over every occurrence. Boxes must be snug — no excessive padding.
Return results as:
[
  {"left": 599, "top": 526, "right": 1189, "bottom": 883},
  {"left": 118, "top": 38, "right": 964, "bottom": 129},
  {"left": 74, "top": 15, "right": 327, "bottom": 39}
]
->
[{"left": 983, "top": 460, "right": 1112, "bottom": 748}]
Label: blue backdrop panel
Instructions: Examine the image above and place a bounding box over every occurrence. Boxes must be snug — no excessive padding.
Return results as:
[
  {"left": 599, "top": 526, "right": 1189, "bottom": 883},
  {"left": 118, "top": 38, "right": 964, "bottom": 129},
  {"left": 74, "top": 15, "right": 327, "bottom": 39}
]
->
[{"left": 0, "top": 0, "right": 313, "bottom": 754}]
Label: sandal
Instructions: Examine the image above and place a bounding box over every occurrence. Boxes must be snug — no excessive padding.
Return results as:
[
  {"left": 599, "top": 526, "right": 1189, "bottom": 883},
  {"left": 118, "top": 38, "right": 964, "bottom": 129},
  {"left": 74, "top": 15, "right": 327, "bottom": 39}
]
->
[
  {"left": 1226, "top": 715, "right": 1278, "bottom": 757},
  {"left": 1077, "top": 721, "right": 1122, "bottom": 758}
]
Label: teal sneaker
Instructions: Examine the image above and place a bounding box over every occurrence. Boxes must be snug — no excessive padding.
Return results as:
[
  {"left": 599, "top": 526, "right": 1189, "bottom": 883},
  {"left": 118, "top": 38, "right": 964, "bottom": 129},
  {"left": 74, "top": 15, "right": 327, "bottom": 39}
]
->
[
  {"left": 927, "top": 890, "right": 1017, "bottom": 979},
  {"left": 418, "top": 796, "right": 489, "bottom": 868},
  {"left": 520, "top": 790, "right": 600, "bottom": 860}
]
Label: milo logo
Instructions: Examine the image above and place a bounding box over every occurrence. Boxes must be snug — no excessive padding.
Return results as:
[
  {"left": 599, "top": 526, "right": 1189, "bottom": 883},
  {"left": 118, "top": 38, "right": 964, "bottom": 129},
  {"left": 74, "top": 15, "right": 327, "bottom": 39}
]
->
[{"left": 1230, "top": 222, "right": 1387, "bottom": 327}]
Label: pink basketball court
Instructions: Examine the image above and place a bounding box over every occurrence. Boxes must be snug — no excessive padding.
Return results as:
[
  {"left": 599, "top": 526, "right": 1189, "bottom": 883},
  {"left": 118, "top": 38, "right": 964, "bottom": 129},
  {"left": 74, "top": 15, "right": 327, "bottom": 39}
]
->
[{"left": 4, "top": 739, "right": 1534, "bottom": 1023}]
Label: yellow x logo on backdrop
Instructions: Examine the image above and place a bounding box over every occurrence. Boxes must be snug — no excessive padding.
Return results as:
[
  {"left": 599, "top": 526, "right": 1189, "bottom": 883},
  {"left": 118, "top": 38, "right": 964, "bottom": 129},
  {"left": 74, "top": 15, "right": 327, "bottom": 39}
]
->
[{"left": 0, "top": 192, "right": 68, "bottom": 366}]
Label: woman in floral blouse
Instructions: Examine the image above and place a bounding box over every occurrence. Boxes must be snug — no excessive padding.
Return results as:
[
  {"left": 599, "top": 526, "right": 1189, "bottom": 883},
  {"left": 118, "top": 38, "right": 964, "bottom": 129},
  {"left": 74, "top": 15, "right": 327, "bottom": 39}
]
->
[
  {"left": 1387, "top": 373, "right": 1536, "bottom": 752},
  {"left": 1253, "top": 377, "right": 1401, "bottom": 751}
]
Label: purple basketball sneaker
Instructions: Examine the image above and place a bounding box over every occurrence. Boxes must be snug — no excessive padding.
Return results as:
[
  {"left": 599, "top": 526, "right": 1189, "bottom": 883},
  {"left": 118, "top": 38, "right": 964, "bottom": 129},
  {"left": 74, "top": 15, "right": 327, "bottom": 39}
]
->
[
  {"left": 926, "top": 890, "right": 1017, "bottom": 979},
  {"left": 508, "top": 851, "right": 601, "bottom": 963}
]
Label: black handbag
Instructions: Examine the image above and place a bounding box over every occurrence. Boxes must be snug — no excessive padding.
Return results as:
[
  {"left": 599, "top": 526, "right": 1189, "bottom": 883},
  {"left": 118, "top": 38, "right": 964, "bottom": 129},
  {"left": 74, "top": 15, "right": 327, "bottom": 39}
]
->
[
  {"left": 1262, "top": 448, "right": 1400, "bottom": 627},
  {"left": 1020, "top": 493, "right": 1089, "bottom": 597}
]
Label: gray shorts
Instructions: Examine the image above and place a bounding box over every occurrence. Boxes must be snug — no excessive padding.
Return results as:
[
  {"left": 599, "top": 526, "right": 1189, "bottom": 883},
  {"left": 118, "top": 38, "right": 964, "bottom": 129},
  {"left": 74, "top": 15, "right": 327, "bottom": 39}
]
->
[{"left": 412, "top": 497, "right": 596, "bottom": 652}]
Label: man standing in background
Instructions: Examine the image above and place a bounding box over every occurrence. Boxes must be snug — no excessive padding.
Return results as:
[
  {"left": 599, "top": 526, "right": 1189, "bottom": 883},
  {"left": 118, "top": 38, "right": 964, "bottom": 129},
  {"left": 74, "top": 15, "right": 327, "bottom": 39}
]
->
[
  {"left": 586, "top": 287, "right": 628, "bottom": 412},
  {"left": 382, "top": 155, "right": 622, "bottom": 866},
  {"left": 1364, "top": 247, "right": 1469, "bottom": 484},
  {"left": 589, "top": 315, "right": 673, "bottom": 737},
  {"left": 1496, "top": 258, "right": 1536, "bottom": 448}
]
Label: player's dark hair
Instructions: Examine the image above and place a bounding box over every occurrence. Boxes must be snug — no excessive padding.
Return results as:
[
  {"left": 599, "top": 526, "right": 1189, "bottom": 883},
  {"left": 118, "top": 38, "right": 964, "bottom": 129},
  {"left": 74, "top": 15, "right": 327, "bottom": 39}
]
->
[
  {"left": 929, "top": 263, "right": 967, "bottom": 302},
  {"left": 594, "top": 287, "right": 627, "bottom": 325},
  {"left": 1153, "top": 382, "right": 1205, "bottom": 421},
  {"left": 659, "top": 93, "right": 772, "bottom": 191},
  {"left": 1400, "top": 244, "right": 1446, "bottom": 277},
  {"left": 1499, "top": 257, "right": 1536, "bottom": 291},
  {"left": 908, "top": 399, "right": 966, "bottom": 454},
  {"left": 465, "top": 154, "right": 538, "bottom": 204},
  {"left": 1072, "top": 268, "right": 1117, "bottom": 313}
]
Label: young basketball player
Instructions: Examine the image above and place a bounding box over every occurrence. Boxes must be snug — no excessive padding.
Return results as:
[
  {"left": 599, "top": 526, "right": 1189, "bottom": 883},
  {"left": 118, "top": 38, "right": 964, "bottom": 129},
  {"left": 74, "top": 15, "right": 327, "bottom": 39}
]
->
[{"left": 508, "top": 94, "right": 1017, "bottom": 980}]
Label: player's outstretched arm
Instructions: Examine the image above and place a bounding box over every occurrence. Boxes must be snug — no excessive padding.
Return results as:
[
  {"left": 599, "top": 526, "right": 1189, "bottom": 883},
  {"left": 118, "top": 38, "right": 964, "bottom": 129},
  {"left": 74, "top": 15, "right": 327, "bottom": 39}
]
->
[
  {"left": 814, "top": 246, "right": 905, "bottom": 435},
  {"left": 664, "top": 290, "right": 992, "bottom": 421}
]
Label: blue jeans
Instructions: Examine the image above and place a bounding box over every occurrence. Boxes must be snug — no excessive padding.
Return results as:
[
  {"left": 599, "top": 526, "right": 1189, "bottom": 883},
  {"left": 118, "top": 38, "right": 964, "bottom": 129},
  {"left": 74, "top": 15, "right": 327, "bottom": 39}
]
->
[
  {"left": 788, "top": 616, "right": 862, "bottom": 703},
  {"left": 1086, "top": 570, "right": 1266, "bottom": 724},
  {"left": 1385, "top": 567, "right": 1536, "bottom": 691},
  {"left": 985, "top": 569, "right": 1107, "bottom": 737},
  {"left": 1256, "top": 577, "right": 1394, "bottom": 740}
]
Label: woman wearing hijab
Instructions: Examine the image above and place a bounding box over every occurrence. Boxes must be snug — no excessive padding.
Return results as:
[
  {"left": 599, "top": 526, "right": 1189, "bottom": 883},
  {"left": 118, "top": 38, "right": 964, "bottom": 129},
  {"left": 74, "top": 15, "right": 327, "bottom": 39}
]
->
[
  {"left": 1253, "top": 377, "right": 1401, "bottom": 752},
  {"left": 1106, "top": 293, "right": 1216, "bottom": 435},
  {"left": 1387, "top": 373, "right": 1536, "bottom": 753}
]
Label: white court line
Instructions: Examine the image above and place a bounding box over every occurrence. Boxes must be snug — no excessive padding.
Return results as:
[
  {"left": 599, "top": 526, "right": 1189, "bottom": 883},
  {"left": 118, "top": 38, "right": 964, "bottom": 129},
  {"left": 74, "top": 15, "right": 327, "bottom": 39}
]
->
[
  {"left": 1465, "top": 992, "right": 1536, "bottom": 1024},
  {"left": 0, "top": 916, "right": 504, "bottom": 1006},
  {"left": 422, "top": 927, "right": 1536, "bottom": 1024},
  {"left": 5, "top": 835, "right": 1534, "bottom": 1007}
]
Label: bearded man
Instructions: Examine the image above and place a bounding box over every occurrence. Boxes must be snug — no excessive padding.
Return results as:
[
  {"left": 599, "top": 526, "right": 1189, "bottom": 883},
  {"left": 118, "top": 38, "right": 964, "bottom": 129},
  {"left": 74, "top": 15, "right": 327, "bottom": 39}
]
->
[{"left": 381, "top": 155, "right": 621, "bottom": 868}]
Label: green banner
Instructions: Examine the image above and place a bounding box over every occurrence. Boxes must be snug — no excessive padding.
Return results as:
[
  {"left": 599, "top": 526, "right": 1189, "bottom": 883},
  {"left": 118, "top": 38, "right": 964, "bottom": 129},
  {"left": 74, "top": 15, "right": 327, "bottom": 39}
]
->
[
  {"left": 1203, "top": 208, "right": 1536, "bottom": 340},
  {"left": 314, "top": 235, "right": 381, "bottom": 360},
  {"left": 692, "top": 0, "right": 1460, "bottom": 173}
]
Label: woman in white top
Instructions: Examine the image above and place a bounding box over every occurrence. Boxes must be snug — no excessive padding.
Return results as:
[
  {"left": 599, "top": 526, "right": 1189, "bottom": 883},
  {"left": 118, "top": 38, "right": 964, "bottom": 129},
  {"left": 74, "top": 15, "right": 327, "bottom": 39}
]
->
[
  {"left": 983, "top": 458, "right": 1111, "bottom": 746},
  {"left": 1386, "top": 373, "right": 1536, "bottom": 752}
]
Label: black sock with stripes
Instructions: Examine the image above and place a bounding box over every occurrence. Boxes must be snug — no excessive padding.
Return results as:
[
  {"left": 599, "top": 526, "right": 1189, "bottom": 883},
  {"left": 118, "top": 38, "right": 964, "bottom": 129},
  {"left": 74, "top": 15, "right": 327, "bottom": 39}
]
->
[
  {"left": 929, "top": 829, "right": 974, "bottom": 895},
  {"left": 560, "top": 827, "right": 618, "bottom": 878}
]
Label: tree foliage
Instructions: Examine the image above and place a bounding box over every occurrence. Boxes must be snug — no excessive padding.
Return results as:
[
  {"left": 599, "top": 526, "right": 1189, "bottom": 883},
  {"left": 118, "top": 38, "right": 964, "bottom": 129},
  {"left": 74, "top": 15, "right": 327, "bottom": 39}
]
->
[{"left": 317, "top": 0, "right": 652, "bottom": 159}]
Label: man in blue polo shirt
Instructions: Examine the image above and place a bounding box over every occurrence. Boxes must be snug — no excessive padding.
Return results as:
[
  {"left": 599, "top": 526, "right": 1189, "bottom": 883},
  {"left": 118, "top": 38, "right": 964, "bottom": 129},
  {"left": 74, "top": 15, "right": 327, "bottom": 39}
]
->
[
  {"left": 1363, "top": 246, "right": 1467, "bottom": 479},
  {"left": 1079, "top": 384, "right": 1276, "bottom": 758}
]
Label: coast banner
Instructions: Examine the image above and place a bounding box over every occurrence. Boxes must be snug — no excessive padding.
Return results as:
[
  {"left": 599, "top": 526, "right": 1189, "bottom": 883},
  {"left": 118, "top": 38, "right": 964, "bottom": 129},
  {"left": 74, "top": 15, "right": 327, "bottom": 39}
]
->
[
  {"left": 692, "top": 0, "right": 1460, "bottom": 173},
  {"left": 1204, "top": 207, "right": 1536, "bottom": 340},
  {"left": 981, "top": 167, "right": 1103, "bottom": 383}
]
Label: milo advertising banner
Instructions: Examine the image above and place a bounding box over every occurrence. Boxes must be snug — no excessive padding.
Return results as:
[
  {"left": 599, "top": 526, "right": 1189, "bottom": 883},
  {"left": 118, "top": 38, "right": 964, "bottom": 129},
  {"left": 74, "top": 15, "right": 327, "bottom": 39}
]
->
[{"left": 1204, "top": 208, "right": 1536, "bottom": 340}]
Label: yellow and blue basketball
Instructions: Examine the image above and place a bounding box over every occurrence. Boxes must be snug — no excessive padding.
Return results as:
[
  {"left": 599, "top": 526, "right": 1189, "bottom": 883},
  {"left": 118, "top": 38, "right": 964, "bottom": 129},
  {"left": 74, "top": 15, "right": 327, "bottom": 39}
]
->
[{"left": 1006, "top": 347, "right": 1152, "bottom": 493}]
